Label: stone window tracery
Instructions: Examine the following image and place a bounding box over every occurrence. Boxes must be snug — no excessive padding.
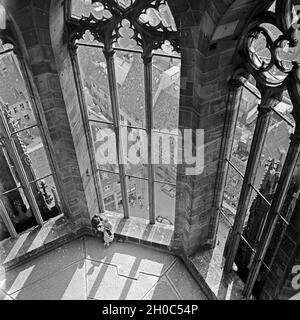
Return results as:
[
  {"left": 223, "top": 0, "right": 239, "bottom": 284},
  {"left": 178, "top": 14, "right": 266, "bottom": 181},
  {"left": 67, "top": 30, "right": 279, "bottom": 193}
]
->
[
  {"left": 0, "top": 38, "right": 63, "bottom": 241},
  {"left": 221, "top": 0, "right": 300, "bottom": 298},
  {"left": 66, "top": 0, "right": 180, "bottom": 225}
]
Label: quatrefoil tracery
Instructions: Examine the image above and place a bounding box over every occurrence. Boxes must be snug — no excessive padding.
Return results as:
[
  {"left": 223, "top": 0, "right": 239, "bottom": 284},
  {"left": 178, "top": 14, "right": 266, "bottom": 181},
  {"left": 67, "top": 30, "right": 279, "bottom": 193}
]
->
[
  {"left": 247, "top": 25, "right": 299, "bottom": 74},
  {"left": 116, "top": 0, "right": 136, "bottom": 9},
  {"left": 68, "top": 0, "right": 180, "bottom": 56},
  {"left": 243, "top": 0, "right": 300, "bottom": 87}
]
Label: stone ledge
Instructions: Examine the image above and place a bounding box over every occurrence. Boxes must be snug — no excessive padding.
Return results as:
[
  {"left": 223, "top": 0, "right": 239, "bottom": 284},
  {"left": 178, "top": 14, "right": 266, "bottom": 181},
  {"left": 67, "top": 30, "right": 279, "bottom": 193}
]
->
[
  {"left": 188, "top": 216, "right": 250, "bottom": 300},
  {"left": 178, "top": 251, "right": 218, "bottom": 300},
  {"left": 0, "top": 215, "right": 84, "bottom": 274},
  {"left": 0, "top": 213, "right": 175, "bottom": 273},
  {"left": 107, "top": 212, "right": 174, "bottom": 250}
]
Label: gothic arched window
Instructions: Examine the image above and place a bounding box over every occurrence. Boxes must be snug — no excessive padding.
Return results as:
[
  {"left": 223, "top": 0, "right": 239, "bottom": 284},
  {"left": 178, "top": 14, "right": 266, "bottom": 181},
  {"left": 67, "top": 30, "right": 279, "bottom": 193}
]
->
[
  {"left": 66, "top": 0, "right": 180, "bottom": 225},
  {"left": 220, "top": 78, "right": 295, "bottom": 278},
  {"left": 220, "top": 0, "right": 300, "bottom": 298},
  {"left": 0, "top": 38, "right": 63, "bottom": 241}
]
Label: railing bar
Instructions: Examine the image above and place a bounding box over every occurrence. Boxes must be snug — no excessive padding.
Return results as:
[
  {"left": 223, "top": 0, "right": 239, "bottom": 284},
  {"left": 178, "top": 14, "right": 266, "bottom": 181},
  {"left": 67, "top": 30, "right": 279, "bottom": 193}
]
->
[
  {"left": 88, "top": 118, "right": 114, "bottom": 126},
  {"left": 219, "top": 208, "right": 272, "bottom": 272},
  {"left": 270, "top": 106, "right": 295, "bottom": 128},
  {"left": 226, "top": 158, "right": 245, "bottom": 179},
  {"left": 0, "top": 185, "right": 22, "bottom": 196},
  {"left": 11, "top": 123, "right": 39, "bottom": 136},
  {"left": 29, "top": 173, "right": 53, "bottom": 185},
  {"left": 249, "top": 184, "right": 272, "bottom": 206},
  {"left": 98, "top": 168, "right": 120, "bottom": 175},
  {"left": 76, "top": 41, "right": 180, "bottom": 59},
  {"left": 0, "top": 48, "right": 14, "bottom": 56}
]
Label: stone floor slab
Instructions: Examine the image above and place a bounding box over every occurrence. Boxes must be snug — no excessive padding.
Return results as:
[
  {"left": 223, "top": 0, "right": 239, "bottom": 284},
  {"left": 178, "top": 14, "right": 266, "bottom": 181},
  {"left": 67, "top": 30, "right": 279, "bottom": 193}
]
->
[
  {"left": 0, "top": 288, "right": 13, "bottom": 300},
  {"left": 86, "top": 258, "right": 159, "bottom": 300},
  {"left": 142, "top": 276, "right": 180, "bottom": 300},
  {"left": 84, "top": 237, "right": 176, "bottom": 278},
  {"left": 11, "top": 260, "right": 86, "bottom": 300},
  {"left": 167, "top": 260, "right": 202, "bottom": 300},
  {"left": 86, "top": 259, "right": 128, "bottom": 300},
  {"left": 0, "top": 238, "right": 85, "bottom": 294},
  {"left": 122, "top": 273, "right": 160, "bottom": 300},
  {"left": 1, "top": 237, "right": 207, "bottom": 300}
]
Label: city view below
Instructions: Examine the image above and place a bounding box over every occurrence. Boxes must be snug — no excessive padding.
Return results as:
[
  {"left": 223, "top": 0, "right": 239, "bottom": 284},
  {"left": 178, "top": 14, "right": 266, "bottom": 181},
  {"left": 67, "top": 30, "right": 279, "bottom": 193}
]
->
[
  {"left": 0, "top": 41, "right": 61, "bottom": 241},
  {"left": 0, "top": 0, "right": 182, "bottom": 241},
  {"left": 75, "top": 0, "right": 181, "bottom": 225},
  {"left": 222, "top": 84, "right": 295, "bottom": 226},
  {"left": 78, "top": 40, "right": 180, "bottom": 224}
]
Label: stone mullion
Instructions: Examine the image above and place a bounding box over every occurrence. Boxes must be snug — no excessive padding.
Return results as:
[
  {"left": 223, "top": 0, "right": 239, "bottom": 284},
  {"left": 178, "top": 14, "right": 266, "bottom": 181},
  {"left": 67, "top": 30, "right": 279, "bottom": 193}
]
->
[
  {"left": 224, "top": 97, "right": 275, "bottom": 273},
  {"left": 0, "top": 194, "right": 18, "bottom": 238},
  {"left": 243, "top": 131, "right": 300, "bottom": 298},
  {"left": 213, "top": 77, "right": 244, "bottom": 245},
  {"left": 103, "top": 46, "right": 130, "bottom": 219},
  {"left": 143, "top": 54, "right": 155, "bottom": 224},
  {"left": 69, "top": 45, "right": 105, "bottom": 214},
  {"left": 263, "top": 156, "right": 300, "bottom": 288},
  {"left": 0, "top": 109, "right": 44, "bottom": 226}
]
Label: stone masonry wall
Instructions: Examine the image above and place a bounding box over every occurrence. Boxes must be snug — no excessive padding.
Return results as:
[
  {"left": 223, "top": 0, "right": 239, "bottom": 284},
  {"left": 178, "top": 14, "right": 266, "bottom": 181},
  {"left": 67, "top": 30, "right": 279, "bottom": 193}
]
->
[{"left": 170, "top": 0, "right": 272, "bottom": 256}]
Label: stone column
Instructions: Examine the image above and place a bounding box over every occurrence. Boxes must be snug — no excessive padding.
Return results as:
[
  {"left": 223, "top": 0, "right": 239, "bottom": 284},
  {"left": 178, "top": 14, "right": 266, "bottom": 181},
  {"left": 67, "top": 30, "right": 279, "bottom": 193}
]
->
[
  {"left": 103, "top": 46, "right": 130, "bottom": 219},
  {"left": 0, "top": 139, "right": 18, "bottom": 238},
  {"left": 143, "top": 53, "right": 155, "bottom": 224},
  {"left": 213, "top": 76, "right": 244, "bottom": 246}
]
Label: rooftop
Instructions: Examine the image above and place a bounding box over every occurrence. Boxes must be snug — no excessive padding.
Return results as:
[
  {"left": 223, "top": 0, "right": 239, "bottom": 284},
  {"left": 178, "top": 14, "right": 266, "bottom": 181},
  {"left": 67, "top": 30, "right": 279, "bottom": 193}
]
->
[{"left": 0, "top": 54, "right": 27, "bottom": 106}]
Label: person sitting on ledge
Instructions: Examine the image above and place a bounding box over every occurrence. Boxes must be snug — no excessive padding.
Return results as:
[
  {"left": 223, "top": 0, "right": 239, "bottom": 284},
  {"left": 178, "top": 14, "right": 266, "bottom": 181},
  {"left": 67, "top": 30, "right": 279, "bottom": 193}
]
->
[
  {"left": 91, "top": 214, "right": 114, "bottom": 246},
  {"left": 102, "top": 216, "right": 114, "bottom": 247},
  {"left": 91, "top": 214, "right": 104, "bottom": 236}
]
